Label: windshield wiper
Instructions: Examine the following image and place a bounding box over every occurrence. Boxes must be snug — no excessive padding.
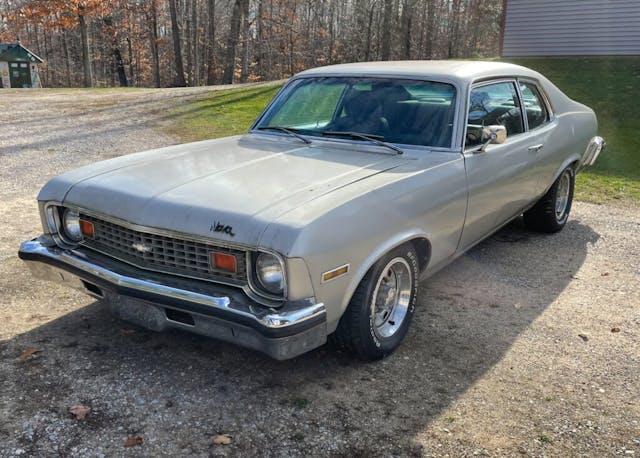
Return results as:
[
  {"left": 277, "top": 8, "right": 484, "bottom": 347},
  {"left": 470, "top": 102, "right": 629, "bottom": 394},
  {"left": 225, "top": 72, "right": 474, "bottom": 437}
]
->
[
  {"left": 321, "top": 131, "right": 403, "bottom": 155},
  {"left": 256, "top": 126, "right": 311, "bottom": 145}
]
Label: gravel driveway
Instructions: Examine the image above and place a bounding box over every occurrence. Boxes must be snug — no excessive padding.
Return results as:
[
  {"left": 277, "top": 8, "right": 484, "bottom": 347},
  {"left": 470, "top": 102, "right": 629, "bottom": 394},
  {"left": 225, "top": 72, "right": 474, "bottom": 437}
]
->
[{"left": 0, "top": 88, "right": 638, "bottom": 457}]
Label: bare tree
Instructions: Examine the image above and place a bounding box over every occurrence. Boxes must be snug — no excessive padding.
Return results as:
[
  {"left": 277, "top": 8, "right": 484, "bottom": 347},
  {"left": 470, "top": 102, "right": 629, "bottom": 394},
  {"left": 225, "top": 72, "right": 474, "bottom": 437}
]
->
[
  {"left": 222, "top": 0, "right": 246, "bottom": 84},
  {"left": 148, "top": 0, "right": 161, "bottom": 87},
  {"left": 381, "top": 0, "right": 393, "bottom": 60},
  {"left": 168, "top": 0, "right": 186, "bottom": 86},
  {"left": 0, "top": 0, "right": 505, "bottom": 88},
  {"left": 206, "top": 0, "right": 216, "bottom": 85},
  {"left": 78, "top": 4, "right": 92, "bottom": 87}
]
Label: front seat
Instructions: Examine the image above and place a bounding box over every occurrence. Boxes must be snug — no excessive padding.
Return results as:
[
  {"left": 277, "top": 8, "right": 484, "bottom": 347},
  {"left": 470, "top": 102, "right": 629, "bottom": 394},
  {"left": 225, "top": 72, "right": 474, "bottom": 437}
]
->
[{"left": 332, "top": 91, "right": 389, "bottom": 137}]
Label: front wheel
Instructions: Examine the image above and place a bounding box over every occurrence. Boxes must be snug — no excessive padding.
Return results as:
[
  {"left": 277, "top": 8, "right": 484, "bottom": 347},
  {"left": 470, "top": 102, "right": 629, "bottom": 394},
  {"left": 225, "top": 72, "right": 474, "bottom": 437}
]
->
[
  {"left": 331, "top": 244, "right": 419, "bottom": 360},
  {"left": 524, "top": 166, "right": 575, "bottom": 233}
]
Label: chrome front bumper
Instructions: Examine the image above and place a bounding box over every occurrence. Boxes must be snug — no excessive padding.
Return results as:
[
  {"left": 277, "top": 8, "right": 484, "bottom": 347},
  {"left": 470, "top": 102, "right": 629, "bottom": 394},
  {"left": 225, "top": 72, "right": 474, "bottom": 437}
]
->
[{"left": 19, "top": 237, "right": 327, "bottom": 360}]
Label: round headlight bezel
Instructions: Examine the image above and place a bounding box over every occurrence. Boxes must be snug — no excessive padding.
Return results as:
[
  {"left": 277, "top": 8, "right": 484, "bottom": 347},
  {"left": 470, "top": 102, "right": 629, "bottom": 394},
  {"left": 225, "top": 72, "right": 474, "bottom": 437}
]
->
[
  {"left": 62, "top": 208, "right": 83, "bottom": 243},
  {"left": 254, "top": 251, "right": 286, "bottom": 297}
]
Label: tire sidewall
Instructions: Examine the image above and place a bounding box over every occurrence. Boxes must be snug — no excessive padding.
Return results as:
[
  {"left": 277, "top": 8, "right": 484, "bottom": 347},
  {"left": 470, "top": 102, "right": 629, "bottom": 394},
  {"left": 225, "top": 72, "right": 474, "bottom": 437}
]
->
[
  {"left": 359, "top": 245, "right": 420, "bottom": 357},
  {"left": 552, "top": 167, "right": 575, "bottom": 227}
]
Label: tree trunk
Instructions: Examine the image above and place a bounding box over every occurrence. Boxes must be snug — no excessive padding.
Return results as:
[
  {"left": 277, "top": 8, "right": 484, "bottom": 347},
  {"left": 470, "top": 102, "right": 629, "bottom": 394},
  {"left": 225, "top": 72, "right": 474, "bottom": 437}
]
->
[
  {"left": 42, "top": 26, "right": 51, "bottom": 87},
  {"left": 206, "top": 0, "right": 216, "bottom": 85},
  {"left": 256, "top": 0, "right": 264, "bottom": 79},
  {"left": 240, "top": 0, "right": 250, "bottom": 83},
  {"left": 192, "top": 0, "right": 199, "bottom": 86},
  {"left": 327, "top": 0, "right": 335, "bottom": 64},
  {"left": 381, "top": 0, "right": 393, "bottom": 60},
  {"left": 61, "top": 29, "right": 72, "bottom": 87},
  {"left": 78, "top": 9, "right": 93, "bottom": 87},
  {"left": 426, "top": 0, "right": 435, "bottom": 59},
  {"left": 33, "top": 23, "right": 42, "bottom": 60},
  {"left": 186, "top": 16, "right": 192, "bottom": 83},
  {"left": 365, "top": 3, "right": 374, "bottom": 61},
  {"left": 169, "top": 0, "right": 187, "bottom": 86},
  {"left": 149, "top": 0, "right": 161, "bottom": 88},
  {"left": 222, "top": 0, "right": 244, "bottom": 84},
  {"left": 401, "top": 0, "right": 413, "bottom": 59},
  {"left": 114, "top": 47, "right": 128, "bottom": 87},
  {"left": 126, "top": 37, "right": 134, "bottom": 85},
  {"left": 448, "top": 0, "right": 461, "bottom": 58}
]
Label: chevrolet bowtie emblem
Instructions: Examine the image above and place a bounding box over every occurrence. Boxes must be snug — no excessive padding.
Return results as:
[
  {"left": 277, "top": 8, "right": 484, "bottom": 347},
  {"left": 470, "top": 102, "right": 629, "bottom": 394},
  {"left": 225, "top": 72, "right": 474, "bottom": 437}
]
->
[{"left": 132, "top": 242, "right": 152, "bottom": 254}]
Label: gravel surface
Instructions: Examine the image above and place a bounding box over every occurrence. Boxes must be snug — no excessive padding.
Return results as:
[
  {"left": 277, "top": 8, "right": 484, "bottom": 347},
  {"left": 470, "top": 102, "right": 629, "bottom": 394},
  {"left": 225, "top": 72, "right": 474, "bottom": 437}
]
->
[{"left": 1, "top": 88, "right": 638, "bottom": 457}]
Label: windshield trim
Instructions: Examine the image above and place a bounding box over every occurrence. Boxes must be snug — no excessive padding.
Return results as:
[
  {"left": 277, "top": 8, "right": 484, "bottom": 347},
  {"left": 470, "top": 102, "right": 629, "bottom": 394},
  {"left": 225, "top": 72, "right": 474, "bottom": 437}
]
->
[
  {"left": 250, "top": 129, "right": 461, "bottom": 155},
  {"left": 250, "top": 75, "right": 462, "bottom": 150}
]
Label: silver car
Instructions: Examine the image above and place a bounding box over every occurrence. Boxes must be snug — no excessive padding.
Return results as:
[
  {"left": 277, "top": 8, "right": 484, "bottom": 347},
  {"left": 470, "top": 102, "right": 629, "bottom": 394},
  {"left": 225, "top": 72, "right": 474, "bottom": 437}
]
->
[{"left": 19, "top": 61, "right": 604, "bottom": 360}]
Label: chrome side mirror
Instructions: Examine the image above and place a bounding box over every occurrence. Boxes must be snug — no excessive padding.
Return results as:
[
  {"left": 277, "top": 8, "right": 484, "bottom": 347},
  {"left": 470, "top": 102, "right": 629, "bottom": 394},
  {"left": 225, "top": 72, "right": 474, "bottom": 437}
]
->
[{"left": 478, "top": 125, "right": 507, "bottom": 152}]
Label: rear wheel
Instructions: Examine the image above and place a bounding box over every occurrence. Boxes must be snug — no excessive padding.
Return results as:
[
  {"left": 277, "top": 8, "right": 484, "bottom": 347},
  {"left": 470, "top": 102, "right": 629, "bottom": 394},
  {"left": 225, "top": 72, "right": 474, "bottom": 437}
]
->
[
  {"left": 332, "top": 244, "right": 419, "bottom": 360},
  {"left": 524, "top": 167, "right": 575, "bottom": 233}
]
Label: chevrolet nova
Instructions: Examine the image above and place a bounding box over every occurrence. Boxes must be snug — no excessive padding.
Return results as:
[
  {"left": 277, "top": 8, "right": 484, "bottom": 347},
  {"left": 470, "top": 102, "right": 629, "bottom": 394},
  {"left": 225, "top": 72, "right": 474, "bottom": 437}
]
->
[{"left": 19, "top": 61, "right": 604, "bottom": 360}]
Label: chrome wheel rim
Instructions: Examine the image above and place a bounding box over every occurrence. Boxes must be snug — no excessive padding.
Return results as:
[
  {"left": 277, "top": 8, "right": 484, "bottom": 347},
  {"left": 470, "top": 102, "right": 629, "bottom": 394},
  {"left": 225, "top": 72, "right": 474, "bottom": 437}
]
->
[
  {"left": 555, "top": 171, "right": 571, "bottom": 220},
  {"left": 371, "top": 257, "right": 412, "bottom": 339}
]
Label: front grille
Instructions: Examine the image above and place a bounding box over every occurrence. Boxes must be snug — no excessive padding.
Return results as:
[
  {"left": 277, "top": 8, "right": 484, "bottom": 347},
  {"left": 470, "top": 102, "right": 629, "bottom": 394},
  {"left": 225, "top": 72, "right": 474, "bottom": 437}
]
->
[{"left": 79, "top": 214, "right": 248, "bottom": 285}]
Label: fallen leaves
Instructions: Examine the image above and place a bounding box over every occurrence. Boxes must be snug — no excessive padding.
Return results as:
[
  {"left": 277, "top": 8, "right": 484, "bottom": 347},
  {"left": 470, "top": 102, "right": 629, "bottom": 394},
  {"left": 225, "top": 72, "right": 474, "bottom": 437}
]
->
[
  {"left": 69, "top": 405, "right": 91, "bottom": 420},
  {"left": 212, "top": 434, "right": 232, "bottom": 445},
  {"left": 123, "top": 436, "right": 144, "bottom": 447},
  {"left": 19, "top": 347, "right": 41, "bottom": 359}
]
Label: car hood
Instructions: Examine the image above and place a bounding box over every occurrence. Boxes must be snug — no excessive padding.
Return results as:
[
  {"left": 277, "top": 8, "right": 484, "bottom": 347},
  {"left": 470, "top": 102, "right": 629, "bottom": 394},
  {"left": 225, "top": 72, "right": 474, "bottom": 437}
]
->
[{"left": 42, "top": 134, "right": 406, "bottom": 246}]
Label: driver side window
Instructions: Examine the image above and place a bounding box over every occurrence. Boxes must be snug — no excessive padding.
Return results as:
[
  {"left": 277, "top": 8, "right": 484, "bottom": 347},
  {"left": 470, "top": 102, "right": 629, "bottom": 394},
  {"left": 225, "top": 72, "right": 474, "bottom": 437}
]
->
[{"left": 466, "top": 81, "right": 524, "bottom": 148}]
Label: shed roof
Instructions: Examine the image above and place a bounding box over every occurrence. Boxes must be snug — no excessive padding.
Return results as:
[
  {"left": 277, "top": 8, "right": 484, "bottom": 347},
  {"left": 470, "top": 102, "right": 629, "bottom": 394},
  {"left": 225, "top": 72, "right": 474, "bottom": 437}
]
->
[{"left": 0, "top": 43, "right": 44, "bottom": 63}]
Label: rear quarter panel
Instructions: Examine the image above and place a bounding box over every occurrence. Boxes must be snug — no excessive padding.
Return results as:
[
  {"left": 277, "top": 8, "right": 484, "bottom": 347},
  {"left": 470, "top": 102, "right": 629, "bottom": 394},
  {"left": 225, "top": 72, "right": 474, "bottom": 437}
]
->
[{"left": 537, "top": 77, "right": 598, "bottom": 189}]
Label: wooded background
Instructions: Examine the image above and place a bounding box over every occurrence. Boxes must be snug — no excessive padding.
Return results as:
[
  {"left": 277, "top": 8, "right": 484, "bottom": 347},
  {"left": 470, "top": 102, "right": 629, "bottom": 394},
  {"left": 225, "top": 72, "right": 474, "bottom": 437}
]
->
[{"left": 0, "top": 0, "right": 503, "bottom": 88}]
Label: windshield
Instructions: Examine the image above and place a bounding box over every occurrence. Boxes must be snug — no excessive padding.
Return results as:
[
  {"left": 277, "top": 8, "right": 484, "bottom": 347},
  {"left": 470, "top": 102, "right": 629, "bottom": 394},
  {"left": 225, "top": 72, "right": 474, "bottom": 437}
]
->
[{"left": 255, "top": 77, "right": 457, "bottom": 148}]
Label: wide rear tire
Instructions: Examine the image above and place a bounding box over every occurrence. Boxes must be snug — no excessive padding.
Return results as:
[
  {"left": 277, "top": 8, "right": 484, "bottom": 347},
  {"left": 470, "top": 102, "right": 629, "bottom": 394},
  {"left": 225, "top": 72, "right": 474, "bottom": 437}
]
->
[{"left": 524, "top": 167, "right": 575, "bottom": 233}]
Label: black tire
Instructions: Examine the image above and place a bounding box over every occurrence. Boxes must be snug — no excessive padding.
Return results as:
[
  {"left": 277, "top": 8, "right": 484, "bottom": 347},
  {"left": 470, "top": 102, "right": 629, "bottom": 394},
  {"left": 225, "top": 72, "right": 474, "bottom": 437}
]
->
[
  {"left": 524, "top": 166, "right": 575, "bottom": 233},
  {"left": 331, "top": 244, "right": 419, "bottom": 360}
]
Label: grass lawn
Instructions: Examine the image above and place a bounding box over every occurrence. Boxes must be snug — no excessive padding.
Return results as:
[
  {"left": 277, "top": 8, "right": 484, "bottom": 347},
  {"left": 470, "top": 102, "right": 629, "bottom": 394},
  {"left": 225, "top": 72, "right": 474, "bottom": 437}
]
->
[
  {"left": 163, "top": 84, "right": 282, "bottom": 143},
  {"left": 165, "top": 57, "right": 640, "bottom": 204}
]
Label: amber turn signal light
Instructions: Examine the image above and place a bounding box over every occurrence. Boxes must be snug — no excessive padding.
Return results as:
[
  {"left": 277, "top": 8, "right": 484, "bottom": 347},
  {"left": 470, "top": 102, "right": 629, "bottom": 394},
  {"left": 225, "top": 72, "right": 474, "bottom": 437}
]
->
[
  {"left": 79, "top": 219, "right": 94, "bottom": 238},
  {"left": 322, "top": 264, "right": 349, "bottom": 282},
  {"left": 210, "top": 252, "right": 237, "bottom": 273}
]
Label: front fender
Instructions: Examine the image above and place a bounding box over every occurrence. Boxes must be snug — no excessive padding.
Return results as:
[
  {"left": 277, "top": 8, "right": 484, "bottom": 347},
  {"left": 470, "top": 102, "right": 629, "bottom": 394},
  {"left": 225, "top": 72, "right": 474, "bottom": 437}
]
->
[
  {"left": 338, "top": 230, "right": 431, "bottom": 309},
  {"left": 260, "top": 156, "right": 467, "bottom": 332}
]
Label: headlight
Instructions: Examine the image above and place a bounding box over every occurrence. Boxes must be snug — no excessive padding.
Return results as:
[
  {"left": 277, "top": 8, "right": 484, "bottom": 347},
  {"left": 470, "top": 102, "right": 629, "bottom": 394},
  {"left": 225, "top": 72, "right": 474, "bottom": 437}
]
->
[
  {"left": 62, "top": 209, "right": 82, "bottom": 242},
  {"left": 255, "top": 252, "right": 285, "bottom": 295}
]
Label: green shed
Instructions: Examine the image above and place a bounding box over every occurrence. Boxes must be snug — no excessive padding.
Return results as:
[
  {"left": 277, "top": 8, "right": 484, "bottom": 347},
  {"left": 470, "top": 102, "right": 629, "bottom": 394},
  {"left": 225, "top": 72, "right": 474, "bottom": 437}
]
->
[{"left": 0, "top": 42, "right": 44, "bottom": 89}]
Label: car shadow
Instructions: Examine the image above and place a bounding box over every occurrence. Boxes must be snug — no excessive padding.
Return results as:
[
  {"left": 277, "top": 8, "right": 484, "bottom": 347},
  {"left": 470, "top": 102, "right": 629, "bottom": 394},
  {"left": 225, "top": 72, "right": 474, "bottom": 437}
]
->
[{"left": 0, "top": 218, "right": 599, "bottom": 456}]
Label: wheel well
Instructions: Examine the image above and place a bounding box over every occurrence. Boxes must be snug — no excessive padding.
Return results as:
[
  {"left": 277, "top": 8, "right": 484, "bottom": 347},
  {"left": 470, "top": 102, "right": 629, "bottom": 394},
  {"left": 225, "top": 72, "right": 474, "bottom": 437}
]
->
[
  {"left": 569, "top": 159, "right": 580, "bottom": 172},
  {"left": 408, "top": 238, "right": 431, "bottom": 273}
]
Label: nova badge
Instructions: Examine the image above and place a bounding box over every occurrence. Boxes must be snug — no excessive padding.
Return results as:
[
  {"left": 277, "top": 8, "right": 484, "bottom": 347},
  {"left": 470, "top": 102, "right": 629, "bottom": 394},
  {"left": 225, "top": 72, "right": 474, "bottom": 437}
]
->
[
  {"left": 132, "top": 242, "right": 153, "bottom": 254},
  {"left": 210, "top": 221, "right": 235, "bottom": 237}
]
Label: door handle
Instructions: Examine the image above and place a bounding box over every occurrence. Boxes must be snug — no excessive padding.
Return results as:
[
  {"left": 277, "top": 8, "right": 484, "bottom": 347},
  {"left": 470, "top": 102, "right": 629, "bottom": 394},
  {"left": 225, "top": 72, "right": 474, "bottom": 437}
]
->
[{"left": 528, "top": 144, "right": 544, "bottom": 153}]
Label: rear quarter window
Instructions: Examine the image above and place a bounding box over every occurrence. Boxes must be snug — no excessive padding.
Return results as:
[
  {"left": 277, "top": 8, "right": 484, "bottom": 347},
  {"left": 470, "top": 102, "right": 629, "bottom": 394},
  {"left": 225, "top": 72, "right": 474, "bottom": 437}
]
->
[{"left": 519, "top": 82, "right": 550, "bottom": 130}]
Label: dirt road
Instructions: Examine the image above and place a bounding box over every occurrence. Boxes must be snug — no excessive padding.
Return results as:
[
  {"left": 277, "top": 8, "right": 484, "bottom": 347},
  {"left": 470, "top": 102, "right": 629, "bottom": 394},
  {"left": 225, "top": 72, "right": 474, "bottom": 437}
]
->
[{"left": 1, "top": 88, "right": 638, "bottom": 457}]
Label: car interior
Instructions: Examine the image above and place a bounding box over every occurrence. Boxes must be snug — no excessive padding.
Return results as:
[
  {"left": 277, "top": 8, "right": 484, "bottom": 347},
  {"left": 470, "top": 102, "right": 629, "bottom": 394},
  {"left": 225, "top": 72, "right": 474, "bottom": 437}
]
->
[{"left": 328, "top": 82, "right": 456, "bottom": 148}]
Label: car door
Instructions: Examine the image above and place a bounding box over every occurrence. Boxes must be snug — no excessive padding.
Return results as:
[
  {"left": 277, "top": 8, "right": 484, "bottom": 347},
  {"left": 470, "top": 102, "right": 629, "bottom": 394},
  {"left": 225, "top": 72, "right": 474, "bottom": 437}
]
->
[
  {"left": 518, "top": 79, "right": 557, "bottom": 195},
  {"left": 458, "top": 79, "right": 540, "bottom": 251}
]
